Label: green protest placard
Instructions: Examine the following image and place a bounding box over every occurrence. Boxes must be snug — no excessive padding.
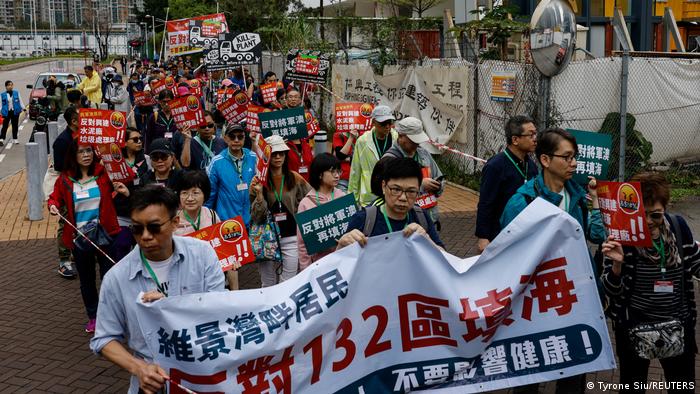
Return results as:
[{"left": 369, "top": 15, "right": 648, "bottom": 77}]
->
[
  {"left": 567, "top": 129, "right": 613, "bottom": 185},
  {"left": 259, "top": 107, "right": 308, "bottom": 140},
  {"left": 295, "top": 193, "right": 358, "bottom": 255}
]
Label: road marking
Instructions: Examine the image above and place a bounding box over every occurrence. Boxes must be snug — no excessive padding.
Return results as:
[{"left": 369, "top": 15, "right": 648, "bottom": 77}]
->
[
  {"left": 0, "top": 154, "right": 5, "bottom": 162},
  {"left": 18, "top": 125, "right": 24, "bottom": 131},
  {"left": 22, "top": 118, "right": 28, "bottom": 124},
  {"left": 5, "top": 141, "right": 12, "bottom": 150}
]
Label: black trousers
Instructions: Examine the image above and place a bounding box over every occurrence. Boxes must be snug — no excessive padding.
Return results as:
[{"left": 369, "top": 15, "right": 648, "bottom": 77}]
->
[
  {"left": 1, "top": 110, "right": 19, "bottom": 140},
  {"left": 73, "top": 245, "right": 115, "bottom": 319},
  {"left": 615, "top": 324, "right": 696, "bottom": 393}
]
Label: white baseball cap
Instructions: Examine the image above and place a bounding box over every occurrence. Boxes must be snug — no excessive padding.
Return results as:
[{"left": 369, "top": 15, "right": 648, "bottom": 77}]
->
[
  {"left": 265, "top": 135, "right": 290, "bottom": 153},
  {"left": 395, "top": 117, "right": 429, "bottom": 144},
  {"left": 371, "top": 105, "right": 395, "bottom": 123}
]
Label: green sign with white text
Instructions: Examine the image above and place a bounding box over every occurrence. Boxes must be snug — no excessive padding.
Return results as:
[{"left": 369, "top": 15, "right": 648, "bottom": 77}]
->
[
  {"left": 259, "top": 107, "right": 308, "bottom": 140},
  {"left": 295, "top": 193, "right": 357, "bottom": 255},
  {"left": 568, "top": 129, "right": 613, "bottom": 185}
]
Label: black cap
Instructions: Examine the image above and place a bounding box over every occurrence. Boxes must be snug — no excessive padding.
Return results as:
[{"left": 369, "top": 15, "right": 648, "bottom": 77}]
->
[
  {"left": 224, "top": 123, "right": 245, "bottom": 136},
  {"left": 149, "top": 138, "right": 173, "bottom": 154}
]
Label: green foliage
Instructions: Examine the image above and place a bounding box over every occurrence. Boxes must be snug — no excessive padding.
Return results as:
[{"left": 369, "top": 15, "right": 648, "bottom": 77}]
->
[
  {"left": 598, "top": 112, "right": 653, "bottom": 180},
  {"left": 168, "top": 0, "right": 216, "bottom": 20},
  {"left": 220, "top": 0, "right": 303, "bottom": 36},
  {"left": 258, "top": 16, "right": 334, "bottom": 55},
  {"left": 452, "top": 4, "right": 528, "bottom": 61},
  {"left": 664, "top": 165, "right": 700, "bottom": 202},
  {"left": 435, "top": 153, "right": 482, "bottom": 191}
]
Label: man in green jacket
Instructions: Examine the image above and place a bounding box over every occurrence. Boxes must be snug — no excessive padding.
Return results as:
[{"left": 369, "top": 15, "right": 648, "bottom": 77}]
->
[{"left": 347, "top": 105, "right": 398, "bottom": 206}]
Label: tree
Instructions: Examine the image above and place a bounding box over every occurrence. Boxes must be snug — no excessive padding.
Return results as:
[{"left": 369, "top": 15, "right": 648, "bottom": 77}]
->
[
  {"left": 219, "top": 0, "right": 303, "bottom": 38},
  {"left": 453, "top": 4, "right": 528, "bottom": 60},
  {"left": 168, "top": 0, "right": 216, "bottom": 20},
  {"left": 381, "top": 0, "right": 442, "bottom": 18}
]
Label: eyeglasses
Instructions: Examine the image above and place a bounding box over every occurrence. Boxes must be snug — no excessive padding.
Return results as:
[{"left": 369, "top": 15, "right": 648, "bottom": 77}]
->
[
  {"left": 386, "top": 185, "right": 419, "bottom": 199},
  {"left": 647, "top": 211, "right": 665, "bottom": 221},
  {"left": 130, "top": 217, "right": 174, "bottom": 236},
  {"left": 180, "top": 190, "right": 203, "bottom": 199},
  {"left": 549, "top": 153, "right": 577, "bottom": 163},
  {"left": 151, "top": 153, "right": 171, "bottom": 162},
  {"left": 325, "top": 169, "right": 342, "bottom": 176},
  {"left": 378, "top": 120, "right": 394, "bottom": 127},
  {"left": 201, "top": 123, "right": 215, "bottom": 129},
  {"left": 271, "top": 151, "right": 286, "bottom": 157},
  {"left": 128, "top": 137, "right": 142, "bottom": 143},
  {"left": 77, "top": 148, "right": 93, "bottom": 155},
  {"left": 227, "top": 133, "right": 245, "bottom": 141},
  {"left": 517, "top": 132, "right": 537, "bottom": 139}
]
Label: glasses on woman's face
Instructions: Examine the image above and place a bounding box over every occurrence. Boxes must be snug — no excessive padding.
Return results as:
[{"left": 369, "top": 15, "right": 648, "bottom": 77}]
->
[
  {"left": 77, "top": 147, "right": 93, "bottom": 156},
  {"left": 180, "top": 190, "right": 203, "bottom": 199},
  {"left": 325, "top": 169, "right": 342, "bottom": 176},
  {"left": 385, "top": 184, "right": 419, "bottom": 199},
  {"left": 128, "top": 137, "right": 142, "bottom": 143},
  {"left": 130, "top": 217, "right": 174, "bottom": 236},
  {"left": 271, "top": 151, "right": 285, "bottom": 158},
  {"left": 151, "top": 153, "right": 170, "bottom": 162},
  {"left": 647, "top": 210, "right": 665, "bottom": 221}
]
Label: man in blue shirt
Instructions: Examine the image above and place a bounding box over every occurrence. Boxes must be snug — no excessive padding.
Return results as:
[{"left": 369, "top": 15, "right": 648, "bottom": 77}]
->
[
  {"left": 0, "top": 80, "right": 26, "bottom": 146},
  {"left": 173, "top": 111, "right": 227, "bottom": 170},
  {"left": 337, "top": 157, "right": 444, "bottom": 250},
  {"left": 90, "top": 185, "right": 225, "bottom": 394},
  {"left": 475, "top": 115, "right": 538, "bottom": 252}
]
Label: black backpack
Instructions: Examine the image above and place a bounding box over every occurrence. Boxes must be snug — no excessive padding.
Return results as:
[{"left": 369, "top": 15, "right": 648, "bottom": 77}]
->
[{"left": 362, "top": 205, "right": 429, "bottom": 237}]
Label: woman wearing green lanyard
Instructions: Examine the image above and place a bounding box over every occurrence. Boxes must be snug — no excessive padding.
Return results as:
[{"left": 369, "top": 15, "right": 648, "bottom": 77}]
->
[
  {"left": 250, "top": 135, "right": 311, "bottom": 287},
  {"left": 48, "top": 140, "right": 123, "bottom": 333},
  {"left": 296, "top": 153, "right": 347, "bottom": 271},
  {"left": 122, "top": 128, "right": 151, "bottom": 186},
  {"left": 602, "top": 172, "right": 700, "bottom": 390}
]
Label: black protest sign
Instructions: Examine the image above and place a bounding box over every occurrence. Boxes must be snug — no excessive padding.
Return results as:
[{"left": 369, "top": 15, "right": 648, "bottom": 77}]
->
[
  {"left": 203, "top": 32, "right": 262, "bottom": 71},
  {"left": 283, "top": 49, "right": 331, "bottom": 85},
  {"left": 187, "top": 20, "right": 220, "bottom": 49}
]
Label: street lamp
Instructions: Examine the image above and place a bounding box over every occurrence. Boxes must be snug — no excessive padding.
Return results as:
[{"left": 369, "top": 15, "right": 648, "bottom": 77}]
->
[
  {"left": 145, "top": 14, "right": 156, "bottom": 61},
  {"left": 139, "top": 22, "right": 148, "bottom": 60}
]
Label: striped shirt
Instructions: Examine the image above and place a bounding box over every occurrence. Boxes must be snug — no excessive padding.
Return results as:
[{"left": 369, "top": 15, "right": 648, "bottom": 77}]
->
[
  {"left": 628, "top": 257, "right": 687, "bottom": 322},
  {"left": 73, "top": 178, "right": 101, "bottom": 228}
]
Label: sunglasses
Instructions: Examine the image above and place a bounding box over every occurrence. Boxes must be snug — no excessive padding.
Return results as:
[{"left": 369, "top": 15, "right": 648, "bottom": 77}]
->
[
  {"left": 128, "top": 137, "right": 142, "bottom": 143},
  {"left": 226, "top": 133, "right": 246, "bottom": 141},
  {"left": 378, "top": 120, "right": 394, "bottom": 127},
  {"left": 200, "top": 123, "right": 215, "bottom": 129},
  {"left": 647, "top": 211, "right": 665, "bottom": 221},
  {"left": 130, "top": 217, "right": 174, "bottom": 236},
  {"left": 271, "top": 151, "right": 286, "bottom": 157},
  {"left": 151, "top": 153, "right": 171, "bottom": 162}
]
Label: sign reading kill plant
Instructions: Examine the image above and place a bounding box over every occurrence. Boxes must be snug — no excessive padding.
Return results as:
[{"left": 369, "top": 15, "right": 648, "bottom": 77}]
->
[
  {"left": 596, "top": 181, "right": 652, "bottom": 247},
  {"left": 187, "top": 19, "right": 221, "bottom": 50},
  {"left": 568, "top": 129, "right": 612, "bottom": 185},
  {"left": 187, "top": 216, "right": 256, "bottom": 272},
  {"left": 203, "top": 32, "right": 262, "bottom": 71},
  {"left": 284, "top": 49, "right": 330, "bottom": 85},
  {"left": 168, "top": 95, "right": 206, "bottom": 129},
  {"left": 295, "top": 193, "right": 358, "bottom": 255},
  {"left": 259, "top": 106, "right": 308, "bottom": 140},
  {"left": 78, "top": 109, "right": 127, "bottom": 147}
]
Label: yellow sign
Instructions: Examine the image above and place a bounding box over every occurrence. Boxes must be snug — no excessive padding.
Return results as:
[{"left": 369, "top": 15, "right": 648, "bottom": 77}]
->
[{"left": 491, "top": 71, "right": 517, "bottom": 103}]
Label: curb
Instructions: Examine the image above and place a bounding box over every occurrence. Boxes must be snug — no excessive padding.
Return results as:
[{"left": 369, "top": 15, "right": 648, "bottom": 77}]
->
[
  {"left": 446, "top": 180, "right": 479, "bottom": 196},
  {"left": 0, "top": 57, "right": 85, "bottom": 71}
]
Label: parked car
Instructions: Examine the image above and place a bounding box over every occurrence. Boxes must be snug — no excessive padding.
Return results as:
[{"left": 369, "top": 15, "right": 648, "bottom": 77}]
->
[{"left": 26, "top": 72, "right": 82, "bottom": 120}]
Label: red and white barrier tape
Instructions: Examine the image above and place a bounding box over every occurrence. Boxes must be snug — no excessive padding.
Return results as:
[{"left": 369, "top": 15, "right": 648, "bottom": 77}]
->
[{"left": 427, "top": 140, "right": 487, "bottom": 164}]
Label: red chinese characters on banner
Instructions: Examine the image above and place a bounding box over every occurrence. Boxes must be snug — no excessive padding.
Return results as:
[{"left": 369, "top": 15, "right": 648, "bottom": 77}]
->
[
  {"left": 259, "top": 82, "right": 278, "bottom": 105},
  {"left": 133, "top": 91, "right": 157, "bottom": 107},
  {"left": 335, "top": 102, "right": 374, "bottom": 133},
  {"left": 236, "top": 346, "right": 294, "bottom": 394},
  {"left": 398, "top": 294, "right": 458, "bottom": 351},
  {"left": 519, "top": 257, "right": 578, "bottom": 320},
  {"left": 95, "top": 143, "right": 135, "bottom": 183},
  {"left": 415, "top": 194, "right": 438, "bottom": 209},
  {"left": 305, "top": 110, "right": 320, "bottom": 139},
  {"left": 169, "top": 95, "right": 206, "bottom": 129},
  {"left": 295, "top": 55, "right": 319, "bottom": 75},
  {"left": 459, "top": 288, "right": 514, "bottom": 342},
  {"left": 78, "top": 109, "right": 127, "bottom": 147},
  {"left": 246, "top": 104, "right": 269, "bottom": 134},
  {"left": 219, "top": 91, "right": 249, "bottom": 124},
  {"left": 596, "top": 181, "right": 652, "bottom": 247},
  {"left": 187, "top": 216, "right": 256, "bottom": 272},
  {"left": 166, "top": 13, "right": 228, "bottom": 55},
  {"left": 169, "top": 369, "right": 227, "bottom": 394},
  {"left": 150, "top": 79, "right": 169, "bottom": 96},
  {"left": 253, "top": 134, "right": 272, "bottom": 184}
]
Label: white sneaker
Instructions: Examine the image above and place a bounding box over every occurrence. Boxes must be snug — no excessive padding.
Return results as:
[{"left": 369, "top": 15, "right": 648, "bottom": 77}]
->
[
  {"left": 0, "top": 139, "right": 4, "bottom": 146},
  {"left": 12, "top": 139, "right": 18, "bottom": 144}
]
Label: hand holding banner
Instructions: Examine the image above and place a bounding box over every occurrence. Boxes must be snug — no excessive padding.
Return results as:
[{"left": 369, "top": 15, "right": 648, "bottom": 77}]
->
[
  {"left": 252, "top": 134, "right": 272, "bottom": 184},
  {"left": 597, "top": 181, "right": 652, "bottom": 247}
]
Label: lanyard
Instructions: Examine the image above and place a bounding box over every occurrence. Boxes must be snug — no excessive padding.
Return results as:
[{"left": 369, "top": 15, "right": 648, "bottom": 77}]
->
[
  {"left": 561, "top": 189, "right": 570, "bottom": 212},
  {"left": 228, "top": 150, "right": 244, "bottom": 182},
  {"left": 69, "top": 175, "right": 98, "bottom": 185},
  {"left": 373, "top": 131, "right": 390, "bottom": 157},
  {"left": 158, "top": 113, "right": 174, "bottom": 130},
  {"left": 381, "top": 205, "right": 407, "bottom": 233},
  {"left": 653, "top": 237, "right": 666, "bottom": 277},
  {"left": 503, "top": 150, "right": 527, "bottom": 181},
  {"left": 183, "top": 208, "right": 201, "bottom": 231},
  {"left": 140, "top": 250, "right": 168, "bottom": 297},
  {"left": 315, "top": 190, "right": 335, "bottom": 205},
  {"left": 289, "top": 143, "right": 305, "bottom": 165},
  {"left": 194, "top": 136, "right": 215, "bottom": 158},
  {"left": 272, "top": 175, "right": 285, "bottom": 204}
]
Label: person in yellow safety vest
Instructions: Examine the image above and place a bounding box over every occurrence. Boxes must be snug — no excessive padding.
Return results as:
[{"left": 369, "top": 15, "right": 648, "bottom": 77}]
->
[{"left": 77, "top": 65, "right": 103, "bottom": 108}]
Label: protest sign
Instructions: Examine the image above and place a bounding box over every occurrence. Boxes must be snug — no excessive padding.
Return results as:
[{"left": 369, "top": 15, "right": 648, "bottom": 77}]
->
[
  {"left": 259, "top": 107, "right": 308, "bottom": 140},
  {"left": 187, "top": 216, "right": 256, "bottom": 272},
  {"left": 203, "top": 32, "right": 262, "bottom": 71},
  {"left": 491, "top": 71, "right": 516, "bottom": 102},
  {"left": 218, "top": 91, "right": 249, "bottom": 124},
  {"left": 335, "top": 102, "right": 373, "bottom": 133},
  {"left": 169, "top": 95, "right": 206, "bottom": 129},
  {"left": 284, "top": 49, "right": 331, "bottom": 85},
  {"left": 150, "top": 79, "right": 169, "bottom": 97},
  {"left": 245, "top": 104, "right": 268, "bottom": 134},
  {"left": 252, "top": 134, "right": 272, "bottom": 184},
  {"left": 259, "top": 82, "right": 278, "bottom": 104},
  {"left": 596, "top": 181, "right": 652, "bottom": 247},
  {"left": 78, "top": 109, "right": 127, "bottom": 147},
  {"left": 187, "top": 19, "right": 221, "bottom": 49},
  {"left": 164, "top": 76, "right": 177, "bottom": 95},
  {"left": 295, "top": 193, "right": 357, "bottom": 255},
  {"left": 568, "top": 129, "right": 612, "bottom": 185},
  {"left": 136, "top": 198, "right": 614, "bottom": 393},
  {"left": 133, "top": 91, "right": 157, "bottom": 107},
  {"left": 188, "top": 79, "right": 203, "bottom": 97},
  {"left": 166, "top": 13, "right": 228, "bottom": 56},
  {"left": 95, "top": 143, "right": 135, "bottom": 183},
  {"left": 305, "top": 110, "right": 320, "bottom": 139}
]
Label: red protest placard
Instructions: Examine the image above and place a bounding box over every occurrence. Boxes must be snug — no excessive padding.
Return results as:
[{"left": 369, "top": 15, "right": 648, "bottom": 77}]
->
[
  {"left": 218, "top": 91, "right": 249, "bottom": 124},
  {"left": 252, "top": 134, "right": 272, "bottom": 184},
  {"left": 78, "top": 109, "right": 127, "bottom": 147},
  {"left": 260, "top": 82, "right": 278, "bottom": 104},
  {"left": 295, "top": 54, "right": 320, "bottom": 75},
  {"left": 133, "top": 91, "right": 157, "bottom": 107},
  {"left": 150, "top": 79, "right": 168, "bottom": 96},
  {"left": 164, "top": 75, "right": 178, "bottom": 95},
  {"left": 95, "top": 143, "right": 135, "bottom": 183},
  {"left": 305, "top": 110, "right": 320, "bottom": 139},
  {"left": 187, "top": 216, "right": 255, "bottom": 272},
  {"left": 169, "top": 95, "right": 206, "bottom": 129},
  {"left": 597, "top": 181, "right": 652, "bottom": 247},
  {"left": 335, "top": 102, "right": 373, "bottom": 133},
  {"left": 246, "top": 104, "right": 269, "bottom": 134},
  {"left": 188, "top": 79, "right": 203, "bottom": 97}
]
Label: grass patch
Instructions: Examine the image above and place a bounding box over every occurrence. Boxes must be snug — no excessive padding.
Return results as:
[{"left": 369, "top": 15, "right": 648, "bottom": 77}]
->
[
  {"left": 0, "top": 54, "right": 83, "bottom": 66},
  {"left": 435, "top": 153, "right": 482, "bottom": 192},
  {"left": 665, "top": 165, "right": 700, "bottom": 202}
]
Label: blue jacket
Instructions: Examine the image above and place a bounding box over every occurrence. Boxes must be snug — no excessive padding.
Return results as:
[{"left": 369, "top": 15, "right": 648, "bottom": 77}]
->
[
  {"left": 500, "top": 172, "right": 607, "bottom": 245},
  {"left": 205, "top": 148, "right": 258, "bottom": 225},
  {"left": 1, "top": 90, "right": 24, "bottom": 117}
]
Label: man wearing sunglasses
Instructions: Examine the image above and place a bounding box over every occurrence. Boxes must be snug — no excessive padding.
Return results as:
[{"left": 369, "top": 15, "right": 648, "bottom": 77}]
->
[
  {"left": 205, "top": 123, "right": 258, "bottom": 225},
  {"left": 347, "top": 105, "right": 398, "bottom": 206},
  {"left": 174, "top": 110, "right": 226, "bottom": 170},
  {"left": 90, "top": 185, "right": 225, "bottom": 394}
]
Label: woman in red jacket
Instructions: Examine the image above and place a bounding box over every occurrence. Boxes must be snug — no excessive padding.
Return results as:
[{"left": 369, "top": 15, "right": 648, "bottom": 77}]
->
[{"left": 48, "top": 140, "right": 123, "bottom": 334}]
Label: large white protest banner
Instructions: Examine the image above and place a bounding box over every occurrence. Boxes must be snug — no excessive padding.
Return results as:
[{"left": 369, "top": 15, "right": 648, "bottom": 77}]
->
[{"left": 136, "top": 198, "right": 614, "bottom": 393}]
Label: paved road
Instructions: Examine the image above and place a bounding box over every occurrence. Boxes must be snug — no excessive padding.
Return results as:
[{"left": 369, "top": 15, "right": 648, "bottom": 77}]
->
[{"left": 0, "top": 59, "right": 89, "bottom": 180}]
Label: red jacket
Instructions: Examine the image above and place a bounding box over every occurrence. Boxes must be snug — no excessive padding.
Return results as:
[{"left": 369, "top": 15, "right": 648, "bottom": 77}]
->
[
  {"left": 48, "top": 164, "right": 120, "bottom": 250},
  {"left": 286, "top": 140, "right": 314, "bottom": 182}
]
